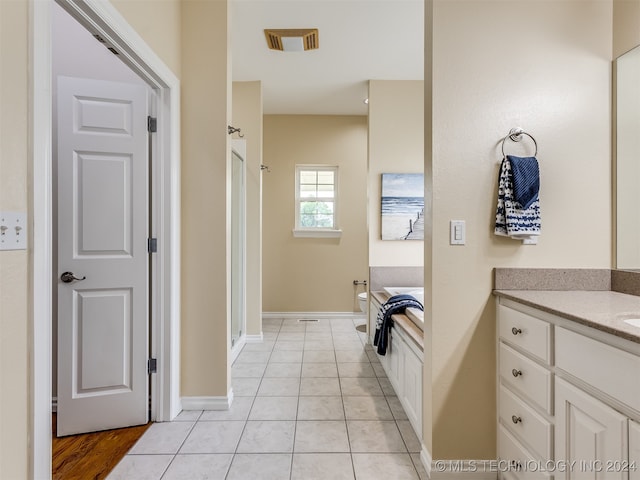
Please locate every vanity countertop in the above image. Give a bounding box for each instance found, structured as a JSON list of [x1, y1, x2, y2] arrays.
[[494, 289, 640, 343]]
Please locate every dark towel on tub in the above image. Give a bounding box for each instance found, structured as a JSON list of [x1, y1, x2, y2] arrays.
[[374, 294, 424, 356]]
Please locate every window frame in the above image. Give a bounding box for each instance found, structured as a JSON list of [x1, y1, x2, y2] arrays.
[[293, 164, 342, 238]]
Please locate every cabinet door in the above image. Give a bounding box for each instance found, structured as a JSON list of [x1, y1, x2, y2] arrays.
[[631, 420, 640, 480], [369, 301, 379, 345], [388, 334, 402, 392], [402, 347, 422, 436], [555, 377, 628, 480]]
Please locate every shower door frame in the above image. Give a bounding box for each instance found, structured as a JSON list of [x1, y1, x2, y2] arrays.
[[230, 139, 247, 362]]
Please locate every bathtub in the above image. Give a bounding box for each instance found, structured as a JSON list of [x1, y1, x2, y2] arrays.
[[383, 286, 424, 305], [383, 286, 424, 329]]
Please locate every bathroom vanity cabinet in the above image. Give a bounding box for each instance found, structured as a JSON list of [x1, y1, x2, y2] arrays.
[[496, 296, 640, 480], [631, 421, 640, 480]]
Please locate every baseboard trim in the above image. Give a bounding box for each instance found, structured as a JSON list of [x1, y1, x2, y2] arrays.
[[421, 446, 432, 478], [263, 311, 366, 320], [245, 333, 264, 343], [429, 459, 497, 479], [181, 390, 234, 411], [231, 336, 246, 364]]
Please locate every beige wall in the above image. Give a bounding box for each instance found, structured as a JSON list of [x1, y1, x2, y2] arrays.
[[232, 81, 263, 336], [107, 0, 236, 400], [0, 1, 29, 478], [180, 0, 232, 397], [111, 0, 181, 77], [262, 115, 368, 312], [427, 0, 613, 459], [613, 0, 640, 59], [368, 80, 425, 268]]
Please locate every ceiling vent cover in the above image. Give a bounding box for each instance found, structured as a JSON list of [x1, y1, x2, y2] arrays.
[[264, 29, 319, 51]]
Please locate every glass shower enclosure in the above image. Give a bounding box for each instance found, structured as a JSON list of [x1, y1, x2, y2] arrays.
[[230, 139, 246, 360]]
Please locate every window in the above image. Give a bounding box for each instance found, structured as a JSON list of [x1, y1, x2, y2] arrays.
[[294, 165, 341, 238]]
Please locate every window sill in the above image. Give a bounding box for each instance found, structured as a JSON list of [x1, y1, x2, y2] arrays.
[[292, 229, 343, 239]]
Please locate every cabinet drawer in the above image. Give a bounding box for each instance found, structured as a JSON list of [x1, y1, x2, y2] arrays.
[[499, 385, 552, 461], [500, 342, 552, 414], [498, 305, 551, 364], [499, 424, 551, 480], [556, 327, 640, 412]]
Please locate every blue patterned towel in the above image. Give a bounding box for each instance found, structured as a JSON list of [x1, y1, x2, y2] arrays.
[[374, 294, 424, 356], [507, 155, 539, 209], [495, 158, 541, 239]]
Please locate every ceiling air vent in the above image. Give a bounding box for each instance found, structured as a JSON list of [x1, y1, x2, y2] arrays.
[[264, 28, 319, 52]]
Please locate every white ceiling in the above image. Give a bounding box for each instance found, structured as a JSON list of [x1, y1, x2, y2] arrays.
[[231, 0, 424, 116]]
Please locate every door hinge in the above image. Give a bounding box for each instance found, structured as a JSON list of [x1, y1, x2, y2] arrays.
[[147, 358, 157, 374], [147, 116, 157, 133], [148, 237, 157, 253]]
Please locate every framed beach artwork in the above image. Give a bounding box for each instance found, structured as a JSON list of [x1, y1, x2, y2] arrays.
[[381, 173, 425, 240]]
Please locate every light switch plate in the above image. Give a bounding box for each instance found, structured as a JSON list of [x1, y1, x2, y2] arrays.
[[450, 220, 465, 245], [0, 212, 27, 251]]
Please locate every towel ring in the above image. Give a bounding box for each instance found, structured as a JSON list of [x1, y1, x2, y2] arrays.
[[501, 127, 538, 158]]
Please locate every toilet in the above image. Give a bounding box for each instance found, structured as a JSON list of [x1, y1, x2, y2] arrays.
[[358, 292, 368, 313]]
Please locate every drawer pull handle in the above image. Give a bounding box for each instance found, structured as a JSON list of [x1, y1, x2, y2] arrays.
[[511, 327, 522, 336], [511, 415, 522, 424], [512, 369, 522, 377]]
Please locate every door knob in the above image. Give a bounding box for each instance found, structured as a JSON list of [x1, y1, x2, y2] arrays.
[[60, 271, 86, 283]]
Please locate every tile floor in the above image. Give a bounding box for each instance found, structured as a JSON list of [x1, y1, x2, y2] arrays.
[[107, 317, 427, 480]]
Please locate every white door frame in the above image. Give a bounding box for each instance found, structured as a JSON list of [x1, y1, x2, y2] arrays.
[[29, 0, 181, 478]]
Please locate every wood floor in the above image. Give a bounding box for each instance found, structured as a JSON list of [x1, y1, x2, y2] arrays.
[[52, 414, 151, 480]]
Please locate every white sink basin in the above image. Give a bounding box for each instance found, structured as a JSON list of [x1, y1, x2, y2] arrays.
[[623, 318, 640, 328]]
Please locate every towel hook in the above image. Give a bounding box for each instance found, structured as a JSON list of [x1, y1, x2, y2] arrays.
[[501, 127, 538, 158], [227, 125, 244, 138]]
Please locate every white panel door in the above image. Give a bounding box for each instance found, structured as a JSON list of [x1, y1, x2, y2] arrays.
[[555, 377, 628, 480], [57, 76, 149, 436]]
